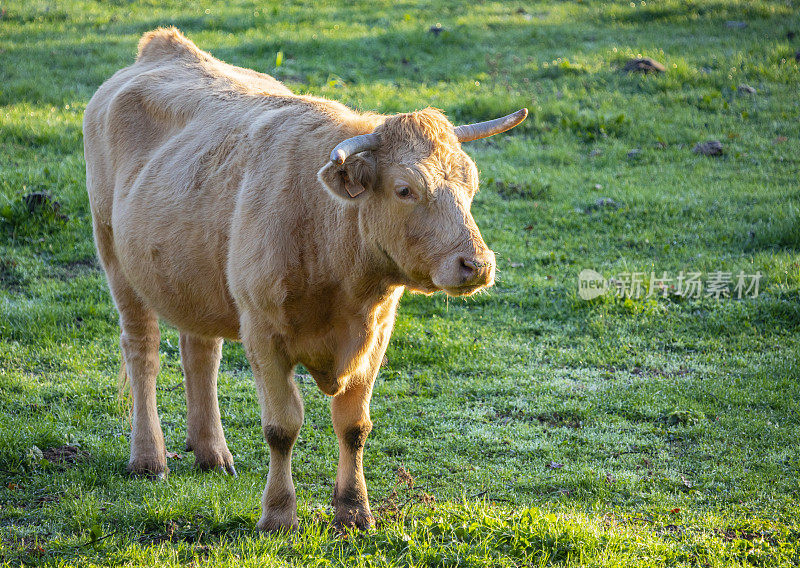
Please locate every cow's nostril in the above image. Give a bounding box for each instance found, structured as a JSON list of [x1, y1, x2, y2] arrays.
[[459, 257, 478, 281]]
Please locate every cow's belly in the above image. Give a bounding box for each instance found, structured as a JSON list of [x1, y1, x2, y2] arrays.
[[123, 253, 240, 339], [112, 183, 241, 340]]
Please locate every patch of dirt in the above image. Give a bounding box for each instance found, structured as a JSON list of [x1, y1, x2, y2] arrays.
[[718, 528, 777, 545], [494, 180, 551, 201], [535, 411, 582, 429], [693, 140, 724, 156], [42, 445, 90, 465], [622, 57, 665, 74], [23, 191, 68, 221], [23, 192, 58, 213]]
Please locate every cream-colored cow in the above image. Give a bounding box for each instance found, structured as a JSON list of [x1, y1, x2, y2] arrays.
[[83, 27, 526, 531]]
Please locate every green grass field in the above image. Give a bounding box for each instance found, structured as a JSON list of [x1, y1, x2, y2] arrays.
[[1, 0, 799, 566]]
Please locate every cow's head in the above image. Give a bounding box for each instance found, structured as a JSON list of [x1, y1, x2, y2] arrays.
[[318, 107, 526, 296]]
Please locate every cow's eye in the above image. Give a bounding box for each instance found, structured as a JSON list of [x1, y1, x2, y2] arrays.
[[395, 186, 413, 199]]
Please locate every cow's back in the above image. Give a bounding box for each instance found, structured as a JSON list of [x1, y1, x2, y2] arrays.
[[84, 27, 292, 223]]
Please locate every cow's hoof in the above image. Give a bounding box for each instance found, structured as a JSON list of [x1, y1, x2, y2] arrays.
[[223, 463, 238, 477], [257, 512, 298, 533], [194, 456, 236, 475], [191, 444, 235, 475], [333, 510, 375, 532], [214, 463, 237, 477], [127, 459, 168, 480], [332, 485, 374, 531]]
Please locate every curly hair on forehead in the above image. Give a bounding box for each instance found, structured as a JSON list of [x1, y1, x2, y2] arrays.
[[376, 107, 460, 160]]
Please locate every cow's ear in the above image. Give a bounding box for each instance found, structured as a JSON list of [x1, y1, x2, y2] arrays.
[[317, 153, 376, 203]]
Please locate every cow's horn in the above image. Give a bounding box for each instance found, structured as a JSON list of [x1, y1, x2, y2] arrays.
[[454, 108, 528, 142], [330, 133, 380, 165]]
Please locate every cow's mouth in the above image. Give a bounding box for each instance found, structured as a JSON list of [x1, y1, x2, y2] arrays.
[[441, 282, 490, 297]]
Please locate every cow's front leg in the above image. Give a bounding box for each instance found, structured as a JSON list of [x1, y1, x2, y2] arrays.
[[331, 379, 375, 530], [242, 315, 304, 532]]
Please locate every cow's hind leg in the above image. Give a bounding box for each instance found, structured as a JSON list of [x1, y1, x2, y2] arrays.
[[241, 314, 304, 532], [180, 333, 235, 475], [331, 379, 375, 530], [122, 316, 166, 477], [94, 225, 167, 478]]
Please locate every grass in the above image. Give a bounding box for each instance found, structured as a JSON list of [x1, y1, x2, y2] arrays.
[[1, 0, 799, 565]]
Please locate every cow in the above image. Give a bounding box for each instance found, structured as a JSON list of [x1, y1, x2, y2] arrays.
[[83, 27, 526, 532]]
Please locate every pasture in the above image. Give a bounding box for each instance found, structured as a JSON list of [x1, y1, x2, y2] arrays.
[[1, 0, 799, 566]]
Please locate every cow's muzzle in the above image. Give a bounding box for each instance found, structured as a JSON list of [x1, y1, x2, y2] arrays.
[[433, 250, 496, 296]]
